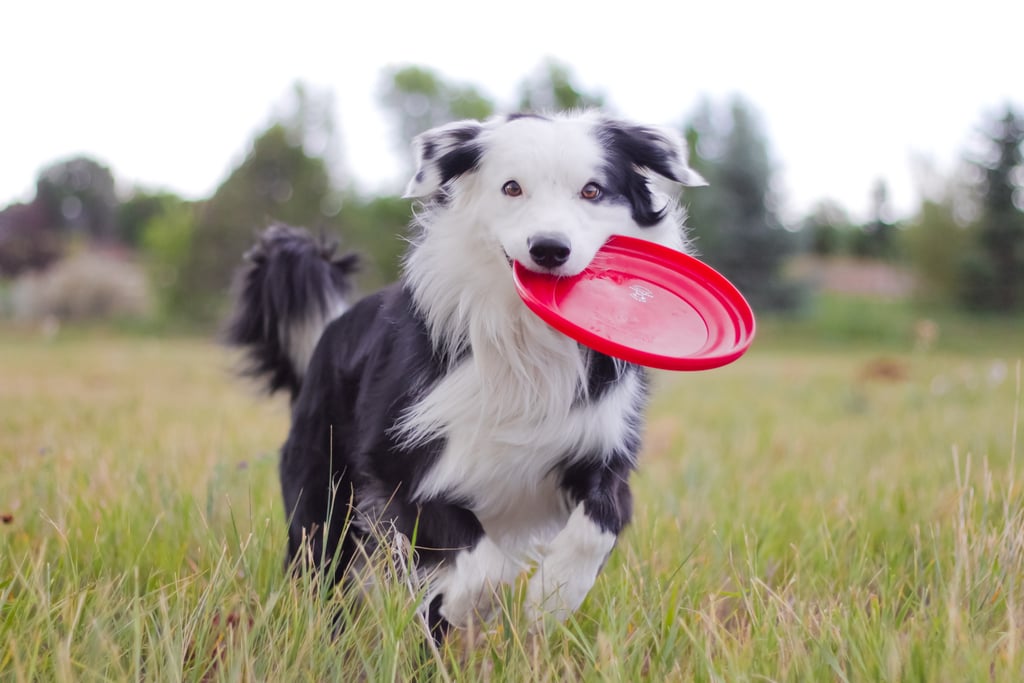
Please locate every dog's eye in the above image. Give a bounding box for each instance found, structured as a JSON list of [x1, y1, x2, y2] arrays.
[[502, 180, 523, 197], [580, 182, 603, 200]]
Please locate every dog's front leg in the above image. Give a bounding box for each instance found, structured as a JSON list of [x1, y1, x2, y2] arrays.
[[429, 535, 521, 629], [526, 460, 633, 624]]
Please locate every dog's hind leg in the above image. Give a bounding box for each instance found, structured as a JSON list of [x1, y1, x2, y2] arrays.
[[279, 377, 361, 584], [280, 438, 359, 584]]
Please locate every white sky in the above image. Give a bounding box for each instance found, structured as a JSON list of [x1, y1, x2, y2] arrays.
[[3, 0, 1022, 222]]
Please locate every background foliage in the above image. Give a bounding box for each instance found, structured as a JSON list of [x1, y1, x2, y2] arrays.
[[0, 62, 1022, 325]]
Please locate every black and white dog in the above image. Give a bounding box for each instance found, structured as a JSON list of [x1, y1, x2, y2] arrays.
[[227, 111, 706, 638]]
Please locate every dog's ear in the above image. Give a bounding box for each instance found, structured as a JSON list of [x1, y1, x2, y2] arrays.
[[403, 120, 486, 198], [598, 120, 707, 188]]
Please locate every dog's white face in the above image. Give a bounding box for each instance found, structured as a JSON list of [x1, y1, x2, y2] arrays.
[[404, 112, 706, 277]]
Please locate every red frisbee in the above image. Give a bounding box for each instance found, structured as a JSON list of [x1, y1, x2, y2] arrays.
[[513, 235, 755, 371]]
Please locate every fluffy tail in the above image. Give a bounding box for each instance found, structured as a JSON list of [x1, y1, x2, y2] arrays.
[[225, 224, 358, 399]]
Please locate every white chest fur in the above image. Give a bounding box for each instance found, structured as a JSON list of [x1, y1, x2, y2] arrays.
[[404, 344, 643, 552]]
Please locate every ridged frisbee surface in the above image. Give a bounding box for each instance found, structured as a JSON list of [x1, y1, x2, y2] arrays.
[[513, 235, 756, 371]]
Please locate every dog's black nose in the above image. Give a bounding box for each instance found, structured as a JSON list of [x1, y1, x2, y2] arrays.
[[528, 234, 571, 269]]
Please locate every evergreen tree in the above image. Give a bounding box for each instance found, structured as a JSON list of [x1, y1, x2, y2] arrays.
[[961, 106, 1024, 311], [802, 200, 853, 257], [684, 97, 802, 311], [853, 179, 898, 259]]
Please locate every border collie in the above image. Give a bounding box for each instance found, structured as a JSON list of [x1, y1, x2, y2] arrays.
[[227, 111, 706, 640]]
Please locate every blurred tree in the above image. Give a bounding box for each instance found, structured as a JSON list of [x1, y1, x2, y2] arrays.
[[276, 82, 346, 187], [337, 194, 412, 291], [960, 105, 1024, 310], [116, 188, 185, 246], [176, 121, 339, 322], [683, 100, 721, 252], [379, 65, 495, 171], [516, 59, 605, 113], [154, 81, 425, 324], [902, 193, 968, 305], [684, 97, 803, 311], [140, 199, 196, 319], [34, 156, 118, 242], [802, 200, 853, 256], [850, 179, 899, 259]]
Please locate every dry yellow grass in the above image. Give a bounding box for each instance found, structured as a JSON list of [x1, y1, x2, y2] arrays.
[[1, 328, 1022, 681]]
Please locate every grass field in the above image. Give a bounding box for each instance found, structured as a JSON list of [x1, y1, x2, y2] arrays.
[[1, 311, 1023, 681]]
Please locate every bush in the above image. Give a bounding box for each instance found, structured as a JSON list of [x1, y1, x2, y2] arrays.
[[0, 203, 63, 277], [8, 250, 152, 322], [139, 202, 196, 320]]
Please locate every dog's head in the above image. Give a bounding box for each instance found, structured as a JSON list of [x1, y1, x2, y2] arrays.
[[404, 112, 706, 276]]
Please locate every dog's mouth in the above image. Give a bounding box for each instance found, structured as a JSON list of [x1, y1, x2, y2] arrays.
[[502, 248, 579, 278]]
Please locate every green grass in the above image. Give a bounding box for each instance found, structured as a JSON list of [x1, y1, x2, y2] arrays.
[[1, 318, 1023, 681], [759, 292, 1024, 354]]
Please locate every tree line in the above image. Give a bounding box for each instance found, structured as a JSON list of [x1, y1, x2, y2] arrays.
[[0, 61, 1021, 326]]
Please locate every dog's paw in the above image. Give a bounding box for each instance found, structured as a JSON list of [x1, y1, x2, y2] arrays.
[[524, 505, 618, 626], [429, 537, 520, 628], [436, 581, 501, 628], [524, 553, 597, 625]]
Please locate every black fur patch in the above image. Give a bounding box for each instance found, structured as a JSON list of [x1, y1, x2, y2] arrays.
[[427, 594, 453, 644], [579, 351, 644, 403], [437, 142, 484, 187], [448, 125, 482, 144], [596, 121, 682, 227], [559, 452, 636, 535], [417, 124, 485, 189], [421, 139, 437, 161]]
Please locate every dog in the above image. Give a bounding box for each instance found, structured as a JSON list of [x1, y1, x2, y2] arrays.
[[227, 111, 706, 640]]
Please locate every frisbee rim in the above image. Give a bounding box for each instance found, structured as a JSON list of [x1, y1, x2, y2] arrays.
[[512, 235, 756, 371]]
